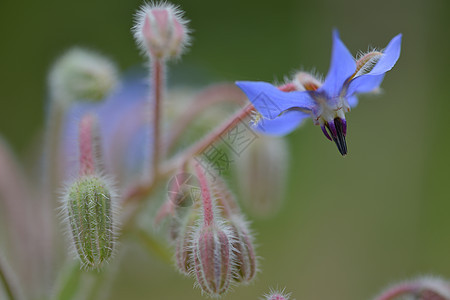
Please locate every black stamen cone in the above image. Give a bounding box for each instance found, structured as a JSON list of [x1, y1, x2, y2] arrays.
[[329, 118, 347, 156]]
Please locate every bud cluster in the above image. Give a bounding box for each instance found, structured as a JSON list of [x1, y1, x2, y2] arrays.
[[156, 162, 257, 297]]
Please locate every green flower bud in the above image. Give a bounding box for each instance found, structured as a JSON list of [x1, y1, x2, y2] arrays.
[[64, 175, 116, 269]]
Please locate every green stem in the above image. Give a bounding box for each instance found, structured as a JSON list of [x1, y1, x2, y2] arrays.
[[135, 228, 173, 265], [51, 262, 82, 300], [0, 255, 19, 300]]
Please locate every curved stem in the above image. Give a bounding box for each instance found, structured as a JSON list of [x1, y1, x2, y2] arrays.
[[163, 104, 254, 174], [121, 104, 254, 232], [165, 83, 246, 152]]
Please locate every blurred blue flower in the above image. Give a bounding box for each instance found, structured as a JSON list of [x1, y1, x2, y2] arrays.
[[236, 30, 402, 155]]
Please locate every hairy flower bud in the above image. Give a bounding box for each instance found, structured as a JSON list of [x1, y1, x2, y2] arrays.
[[174, 211, 198, 275], [48, 48, 118, 106], [264, 289, 292, 300], [235, 135, 288, 217], [208, 174, 258, 284], [192, 223, 234, 297], [188, 162, 235, 297], [62, 113, 118, 269], [133, 3, 190, 60], [354, 51, 384, 78], [293, 71, 322, 91], [373, 276, 450, 300], [228, 215, 257, 284], [64, 175, 116, 269]]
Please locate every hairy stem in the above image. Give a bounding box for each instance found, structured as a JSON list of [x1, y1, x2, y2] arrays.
[[163, 104, 254, 173], [78, 114, 97, 176], [121, 104, 254, 234], [194, 163, 214, 226], [165, 83, 246, 153], [151, 59, 165, 179]]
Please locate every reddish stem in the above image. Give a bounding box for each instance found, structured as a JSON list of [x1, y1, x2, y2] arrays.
[[79, 114, 96, 176], [194, 163, 214, 227], [151, 59, 165, 178], [165, 83, 246, 152], [164, 104, 254, 172]]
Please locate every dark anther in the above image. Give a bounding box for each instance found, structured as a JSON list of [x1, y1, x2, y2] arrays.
[[324, 118, 347, 156]]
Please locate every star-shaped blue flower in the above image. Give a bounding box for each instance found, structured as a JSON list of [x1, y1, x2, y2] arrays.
[[236, 30, 402, 155]]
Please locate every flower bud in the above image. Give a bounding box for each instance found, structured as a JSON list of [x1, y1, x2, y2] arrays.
[[192, 223, 234, 297], [354, 51, 383, 78], [64, 175, 116, 269], [208, 174, 258, 284], [228, 215, 257, 284], [133, 3, 190, 60], [48, 48, 118, 106], [235, 135, 288, 217], [293, 71, 322, 91], [63, 113, 118, 269], [263, 288, 292, 300], [174, 210, 199, 275], [373, 276, 450, 300]]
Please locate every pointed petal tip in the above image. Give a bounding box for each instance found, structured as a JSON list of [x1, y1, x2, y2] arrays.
[[332, 28, 340, 37], [394, 33, 403, 41]]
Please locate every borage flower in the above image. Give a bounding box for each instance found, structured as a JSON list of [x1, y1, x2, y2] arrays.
[[236, 30, 402, 155]]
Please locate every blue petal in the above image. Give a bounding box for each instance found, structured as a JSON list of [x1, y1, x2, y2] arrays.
[[235, 81, 315, 119], [368, 34, 402, 75], [347, 95, 359, 108], [346, 73, 385, 96], [253, 110, 309, 136], [320, 29, 356, 98], [346, 34, 401, 96]]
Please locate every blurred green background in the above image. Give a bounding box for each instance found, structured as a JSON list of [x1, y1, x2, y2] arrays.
[[1, 0, 449, 299]]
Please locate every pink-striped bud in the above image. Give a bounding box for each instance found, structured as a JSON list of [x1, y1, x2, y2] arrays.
[[209, 175, 258, 284], [192, 223, 234, 297], [133, 3, 190, 60], [174, 211, 198, 275], [373, 276, 450, 300], [189, 162, 235, 297], [228, 215, 257, 284]]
